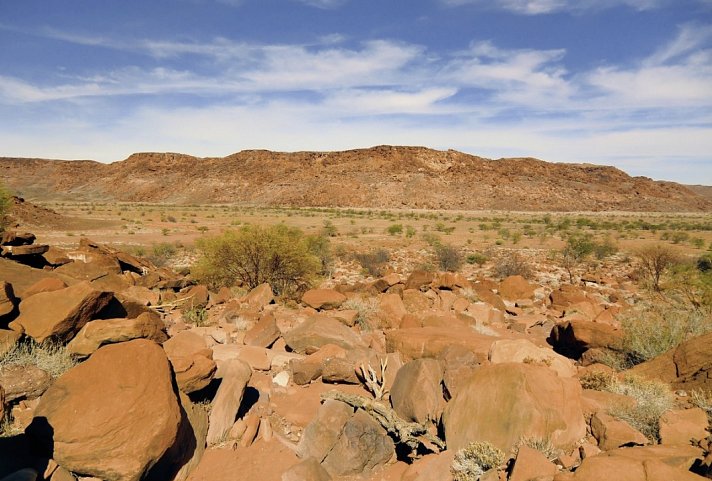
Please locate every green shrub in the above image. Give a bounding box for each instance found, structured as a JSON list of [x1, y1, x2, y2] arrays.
[[0, 182, 11, 232], [435, 243, 463, 272], [148, 242, 177, 267], [386, 223, 403, 236], [405, 225, 417, 238], [353, 249, 390, 277], [193, 224, 320, 297], [451, 441, 505, 481], [183, 306, 208, 326], [466, 252, 489, 266]]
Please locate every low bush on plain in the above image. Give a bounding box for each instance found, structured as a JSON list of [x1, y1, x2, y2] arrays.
[[493, 253, 533, 279], [192, 224, 323, 298], [353, 249, 390, 277]]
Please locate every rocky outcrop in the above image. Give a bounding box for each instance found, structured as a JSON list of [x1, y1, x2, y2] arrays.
[[27, 339, 181, 481]]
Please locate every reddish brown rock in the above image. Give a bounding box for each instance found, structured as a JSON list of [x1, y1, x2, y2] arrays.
[[659, 408, 709, 445], [510, 446, 558, 481], [243, 312, 280, 348], [443, 363, 586, 452], [206, 359, 252, 445], [404, 270, 435, 291], [0, 365, 51, 401], [66, 312, 167, 357], [162, 331, 217, 394], [498, 275, 536, 302], [183, 284, 210, 309], [378, 293, 407, 328], [240, 283, 274, 310], [302, 289, 347, 310], [284, 317, 366, 354], [282, 457, 332, 481], [591, 412, 649, 450], [22, 278, 67, 299], [27, 340, 181, 481], [488, 338, 577, 377], [320, 409, 395, 477], [0, 281, 17, 322], [10, 281, 113, 343], [385, 327, 496, 362], [549, 320, 623, 359], [0, 329, 20, 357], [390, 358, 444, 424], [629, 331, 712, 390]]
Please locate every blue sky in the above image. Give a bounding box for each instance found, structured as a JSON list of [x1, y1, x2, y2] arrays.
[[1, 0, 711, 184]]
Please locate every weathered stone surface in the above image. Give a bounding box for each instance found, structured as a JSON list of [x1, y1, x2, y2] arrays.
[[443, 363, 586, 452], [510, 446, 557, 481], [378, 293, 407, 328], [321, 409, 395, 477], [0, 365, 51, 401], [629, 331, 712, 391], [284, 317, 366, 354], [499, 275, 536, 301], [302, 289, 347, 310], [0, 281, 17, 322], [66, 312, 167, 357], [22, 278, 67, 299], [488, 339, 577, 377], [297, 399, 353, 461], [591, 412, 649, 450], [11, 281, 113, 343], [240, 283, 274, 310], [390, 358, 444, 424], [163, 331, 217, 394], [404, 270, 435, 291], [401, 451, 455, 481], [184, 285, 210, 309], [282, 457, 332, 481], [386, 327, 496, 362], [549, 320, 623, 359], [119, 285, 160, 306], [659, 408, 709, 445], [27, 340, 181, 481], [1, 231, 36, 246], [563, 445, 707, 481], [243, 312, 280, 348], [0, 329, 20, 358], [3, 245, 49, 256], [206, 359, 252, 445], [550, 285, 589, 309]]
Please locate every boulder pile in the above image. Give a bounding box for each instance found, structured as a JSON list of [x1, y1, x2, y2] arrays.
[[0, 232, 709, 481]]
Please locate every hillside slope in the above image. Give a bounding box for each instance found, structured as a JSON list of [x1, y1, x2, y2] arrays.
[[1, 146, 709, 211]]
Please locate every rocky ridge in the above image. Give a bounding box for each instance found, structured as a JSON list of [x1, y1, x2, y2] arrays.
[[1, 146, 709, 211]]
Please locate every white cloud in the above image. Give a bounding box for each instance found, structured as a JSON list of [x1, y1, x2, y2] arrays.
[[291, 0, 349, 8], [441, 0, 670, 14]]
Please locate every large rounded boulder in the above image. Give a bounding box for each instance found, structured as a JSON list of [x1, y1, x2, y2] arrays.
[[27, 339, 181, 481], [443, 363, 586, 452]]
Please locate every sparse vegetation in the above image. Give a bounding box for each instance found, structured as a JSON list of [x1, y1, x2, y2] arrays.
[[606, 375, 674, 442], [0, 181, 11, 231], [451, 441, 505, 481], [434, 243, 463, 272], [353, 249, 390, 277], [515, 436, 560, 461], [637, 244, 679, 291], [0, 339, 77, 379], [493, 252, 533, 279], [193, 224, 321, 297], [342, 296, 379, 330]]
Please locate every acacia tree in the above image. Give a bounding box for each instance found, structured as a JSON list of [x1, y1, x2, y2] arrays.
[[192, 224, 322, 297], [637, 244, 679, 291], [560, 233, 595, 284]]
